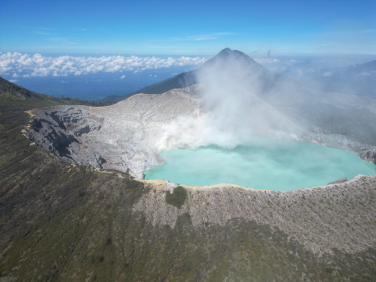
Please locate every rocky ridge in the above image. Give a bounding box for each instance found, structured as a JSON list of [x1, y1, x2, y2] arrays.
[[135, 175, 376, 255], [27, 86, 202, 178], [27, 84, 376, 179]]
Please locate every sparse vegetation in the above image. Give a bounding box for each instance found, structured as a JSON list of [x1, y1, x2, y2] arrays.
[[0, 76, 375, 281], [165, 186, 188, 208]]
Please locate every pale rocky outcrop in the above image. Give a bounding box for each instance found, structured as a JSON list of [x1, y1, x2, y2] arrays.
[[27, 86, 201, 178]]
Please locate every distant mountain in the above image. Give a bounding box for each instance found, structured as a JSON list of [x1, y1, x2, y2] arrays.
[[101, 50, 376, 146], [102, 48, 281, 102], [196, 48, 281, 95], [287, 60, 376, 97], [348, 60, 376, 74], [0, 76, 115, 108], [103, 69, 198, 102], [125, 70, 197, 98], [0, 76, 44, 100]]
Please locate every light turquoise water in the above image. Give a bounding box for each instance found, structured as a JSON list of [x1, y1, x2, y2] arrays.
[[145, 139, 376, 191]]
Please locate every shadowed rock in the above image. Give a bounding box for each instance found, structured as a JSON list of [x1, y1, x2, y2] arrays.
[[328, 177, 348, 185]]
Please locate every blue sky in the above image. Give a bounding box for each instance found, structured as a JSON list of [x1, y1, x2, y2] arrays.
[[1, 0, 375, 56]]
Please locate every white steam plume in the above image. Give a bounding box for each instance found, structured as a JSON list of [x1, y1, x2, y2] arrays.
[[161, 49, 302, 150]]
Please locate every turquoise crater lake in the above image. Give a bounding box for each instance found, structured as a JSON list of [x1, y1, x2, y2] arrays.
[[145, 139, 376, 191]]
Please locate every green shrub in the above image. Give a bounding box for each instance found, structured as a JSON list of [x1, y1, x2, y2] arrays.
[[165, 186, 187, 209]]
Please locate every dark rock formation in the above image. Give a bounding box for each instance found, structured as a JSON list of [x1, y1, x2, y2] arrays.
[[359, 148, 376, 164], [27, 107, 106, 168], [328, 177, 348, 185]]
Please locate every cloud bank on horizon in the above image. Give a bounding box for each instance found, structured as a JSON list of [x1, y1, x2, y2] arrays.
[[0, 52, 207, 78], [0, 50, 309, 81]]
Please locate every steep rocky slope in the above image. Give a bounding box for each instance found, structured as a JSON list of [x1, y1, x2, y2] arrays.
[[26, 86, 201, 178], [137, 176, 376, 255], [1, 107, 376, 281], [26, 83, 376, 180]]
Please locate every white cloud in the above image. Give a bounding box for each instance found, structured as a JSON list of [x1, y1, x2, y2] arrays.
[[254, 58, 299, 73], [10, 79, 17, 83], [254, 58, 281, 64], [0, 52, 207, 77], [61, 80, 68, 83], [48, 37, 75, 44], [357, 71, 376, 77], [120, 75, 126, 79], [171, 32, 234, 41], [187, 35, 217, 41]]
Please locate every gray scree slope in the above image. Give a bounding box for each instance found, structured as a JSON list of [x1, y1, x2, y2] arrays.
[[137, 174, 376, 255]]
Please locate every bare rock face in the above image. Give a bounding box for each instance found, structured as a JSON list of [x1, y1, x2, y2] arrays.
[[359, 148, 376, 164], [27, 107, 106, 168], [27, 86, 202, 178], [328, 177, 348, 185]]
